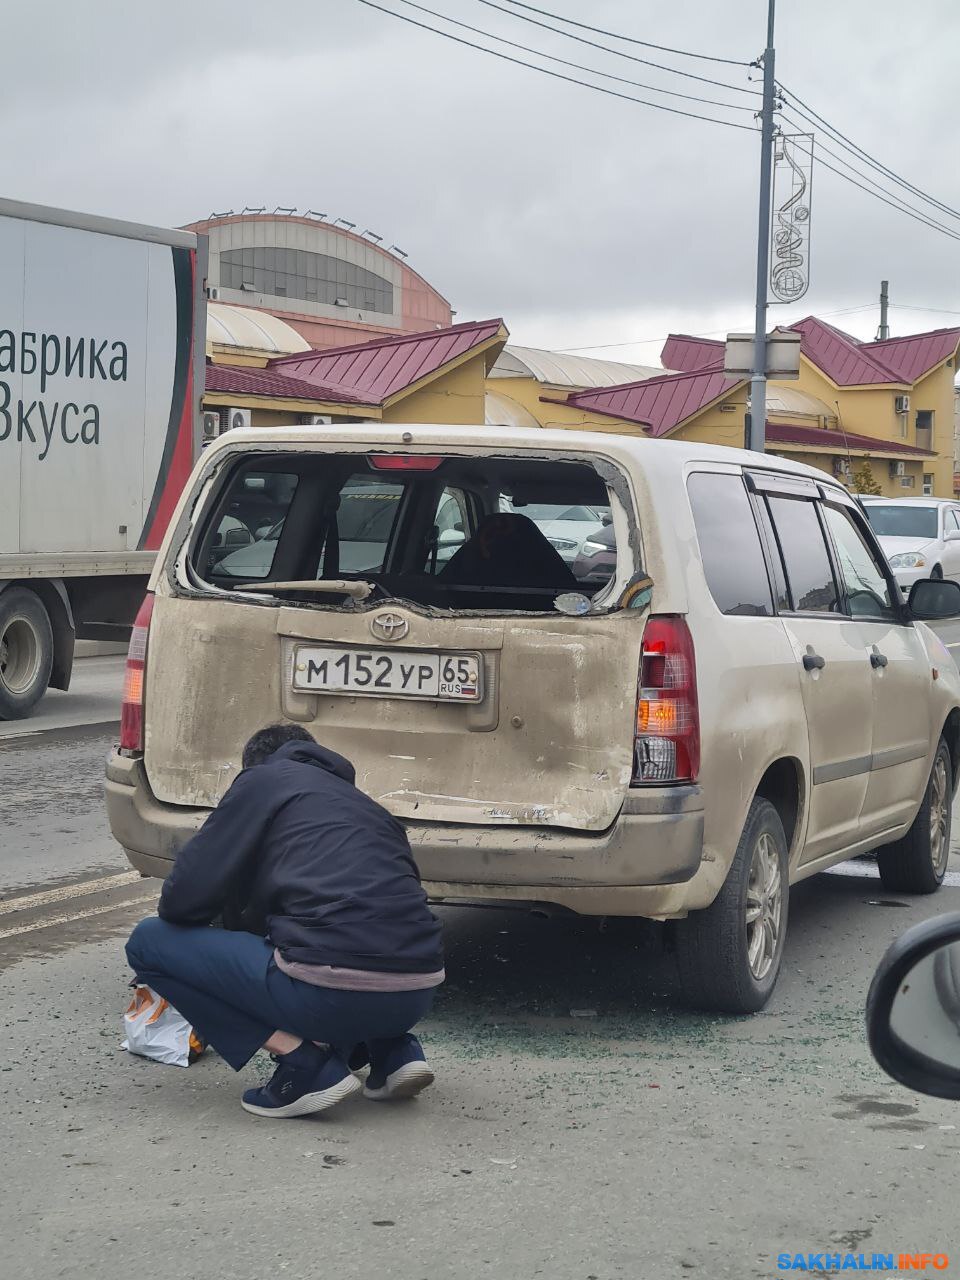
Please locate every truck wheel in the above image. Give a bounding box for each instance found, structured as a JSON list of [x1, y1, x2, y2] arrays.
[[877, 739, 951, 895], [675, 798, 789, 1014], [0, 587, 54, 720]]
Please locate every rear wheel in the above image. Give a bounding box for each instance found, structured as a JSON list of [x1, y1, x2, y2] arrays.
[[877, 738, 951, 895], [675, 798, 789, 1014], [0, 587, 54, 720]]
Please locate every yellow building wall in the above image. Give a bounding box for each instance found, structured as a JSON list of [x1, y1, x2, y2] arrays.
[[384, 355, 489, 426], [911, 366, 955, 497], [487, 376, 556, 423], [770, 357, 953, 497]]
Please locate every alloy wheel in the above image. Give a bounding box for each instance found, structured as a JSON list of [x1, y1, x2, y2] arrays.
[[745, 831, 783, 981], [930, 753, 950, 878]]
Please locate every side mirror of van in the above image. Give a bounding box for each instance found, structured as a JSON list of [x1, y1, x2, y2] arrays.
[[908, 578, 960, 619], [437, 529, 466, 548], [867, 914, 960, 1099]]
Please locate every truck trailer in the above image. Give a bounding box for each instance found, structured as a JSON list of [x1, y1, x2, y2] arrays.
[[0, 197, 206, 718]]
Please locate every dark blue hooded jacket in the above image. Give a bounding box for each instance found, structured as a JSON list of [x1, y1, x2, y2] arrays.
[[158, 741, 443, 974]]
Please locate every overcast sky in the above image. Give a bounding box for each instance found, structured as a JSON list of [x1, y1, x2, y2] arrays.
[[4, 0, 959, 363]]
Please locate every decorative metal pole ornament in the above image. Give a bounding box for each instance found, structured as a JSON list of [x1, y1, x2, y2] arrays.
[[770, 133, 814, 303]]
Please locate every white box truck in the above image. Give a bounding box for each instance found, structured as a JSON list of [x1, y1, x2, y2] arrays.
[[0, 197, 206, 718]]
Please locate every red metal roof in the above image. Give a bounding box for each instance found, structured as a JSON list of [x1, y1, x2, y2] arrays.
[[864, 328, 960, 383], [767, 422, 934, 457], [662, 320, 960, 387], [270, 318, 506, 402], [786, 317, 899, 385], [561, 367, 742, 436], [205, 363, 371, 405], [660, 334, 724, 373]]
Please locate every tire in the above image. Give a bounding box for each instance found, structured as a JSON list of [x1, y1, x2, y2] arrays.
[[675, 798, 789, 1014], [877, 738, 952, 895], [0, 587, 54, 720]]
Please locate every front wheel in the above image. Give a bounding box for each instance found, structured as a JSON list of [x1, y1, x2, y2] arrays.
[[877, 738, 952, 895], [0, 587, 54, 720], [675, 798, 789, 1014]]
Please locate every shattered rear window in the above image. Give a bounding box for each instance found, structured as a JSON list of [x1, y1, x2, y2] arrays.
[[191, 452, 625, 613]]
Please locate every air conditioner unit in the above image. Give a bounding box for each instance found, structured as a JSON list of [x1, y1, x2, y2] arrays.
[[202, 410, 222, 441], [227, 407, 252, 431], [890, 460, 907, 478], [832, 457, 851, 478], [895, 394, 911, 415], [301, 414, 333, 426], [207, 286, 220, 301]]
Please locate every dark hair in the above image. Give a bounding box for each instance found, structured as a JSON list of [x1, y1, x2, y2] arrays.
[[242, 723, 316, 769]]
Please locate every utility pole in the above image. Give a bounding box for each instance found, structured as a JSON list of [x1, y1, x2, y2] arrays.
[[877, 279, 890, 340], [748, 0, 778, 453]]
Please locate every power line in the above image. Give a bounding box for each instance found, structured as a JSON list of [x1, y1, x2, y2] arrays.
[[500, 0, 752, 67], [775, 117, 960, 244], [812, 152, 960, 242], [474, 0, 760, 96], [392, 0, 756, 111], [779, 84, 960, 223], [778, 110, 960, 241], [354, 0, 758, 131], [891, 304, 960, 319], [554, 305, 878, 354]]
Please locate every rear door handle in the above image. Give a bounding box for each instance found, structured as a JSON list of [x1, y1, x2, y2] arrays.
[[870, 649, 888, 669], [802, 652, 826, 671]]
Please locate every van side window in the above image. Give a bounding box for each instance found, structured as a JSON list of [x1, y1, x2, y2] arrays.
[[821, 504, 896, 620], [206, 471, 299, 578], [425, 487, 472, 575], [686, 472, 774, 616], [766, 496, 840, 614], [331, 476, 406, 575]]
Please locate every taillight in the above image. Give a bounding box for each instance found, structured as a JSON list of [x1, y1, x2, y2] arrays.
[[632, 615, 700, 785], [120, 594, 154, 752]]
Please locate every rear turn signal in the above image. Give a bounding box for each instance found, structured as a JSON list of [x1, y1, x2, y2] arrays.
[[120, 594, 154, 753], [632, 615, 700, 785]]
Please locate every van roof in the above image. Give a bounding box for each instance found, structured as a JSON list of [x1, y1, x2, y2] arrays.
[[207, 422, 843, 490]]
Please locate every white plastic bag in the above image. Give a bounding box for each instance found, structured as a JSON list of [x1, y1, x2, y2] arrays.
[[122, 985, 205, 1068]]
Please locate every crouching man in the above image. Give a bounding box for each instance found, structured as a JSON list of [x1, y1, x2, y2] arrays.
[[125, 724, 443, 1119]]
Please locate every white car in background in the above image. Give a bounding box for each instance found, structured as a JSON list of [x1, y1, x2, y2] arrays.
[[502, 501, 610, 565], [862, 497, 960, 590]]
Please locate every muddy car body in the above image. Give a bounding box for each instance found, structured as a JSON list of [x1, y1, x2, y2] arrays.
[[106, 424, 960, 1011]]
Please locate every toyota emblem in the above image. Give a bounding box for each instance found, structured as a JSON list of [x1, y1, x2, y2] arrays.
[[370, 611, 409, 642]]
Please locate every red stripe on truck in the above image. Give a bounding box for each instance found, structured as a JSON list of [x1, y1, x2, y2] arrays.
[[139, 247, 198, 551]]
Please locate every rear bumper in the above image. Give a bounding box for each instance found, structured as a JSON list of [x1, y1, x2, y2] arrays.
[[106, 751, 704, 917]]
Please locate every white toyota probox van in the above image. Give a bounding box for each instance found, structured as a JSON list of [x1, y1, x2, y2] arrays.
[[106, 425, 960, 1013]]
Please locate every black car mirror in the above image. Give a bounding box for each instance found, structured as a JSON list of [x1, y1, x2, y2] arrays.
[[908, 578, 960, 619], [866, 913, 960, 1099], [601, 512, 613, 527]]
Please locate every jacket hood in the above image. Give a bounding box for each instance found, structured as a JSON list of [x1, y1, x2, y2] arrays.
[[271, 740, 356, 784]]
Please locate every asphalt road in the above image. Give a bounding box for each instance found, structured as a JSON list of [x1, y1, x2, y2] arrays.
[[4, 659, 960, 1278]]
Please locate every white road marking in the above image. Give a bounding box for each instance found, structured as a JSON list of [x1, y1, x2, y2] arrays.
[[826, 861, 960, 888], [0, 891, 156, 940], [0, 870, 143, 916]]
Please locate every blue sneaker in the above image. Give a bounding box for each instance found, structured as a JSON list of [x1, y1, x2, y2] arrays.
[[363, 1034, 434, 1101], [241, 1043, 361, 1118]]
